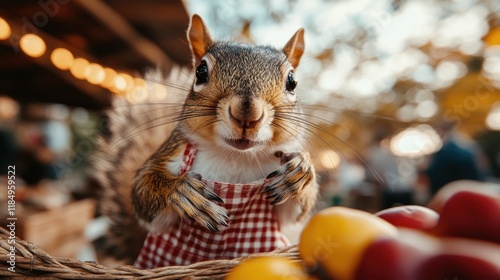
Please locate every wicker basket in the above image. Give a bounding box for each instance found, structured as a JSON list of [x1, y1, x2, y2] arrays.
[[0, 226, 300, 279]]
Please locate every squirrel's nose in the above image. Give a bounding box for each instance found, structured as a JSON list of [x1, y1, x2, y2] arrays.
[[229, 105, 264, 129]]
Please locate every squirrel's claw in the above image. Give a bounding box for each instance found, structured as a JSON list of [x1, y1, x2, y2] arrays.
[[187, 172, 224, 204], [171, 173, 229, 231], [274, 151, 301, 165], [264, 151, 313, 205]]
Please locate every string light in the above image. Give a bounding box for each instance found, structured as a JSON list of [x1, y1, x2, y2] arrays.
[[51, 48, 74, 70], [121, 73, 134, 90], [70, 57, 90, 80], [134, 77, 147, 89], [85, 63, 105, 84], [20, 34, 46, 58], [109, 85, 123, 95], [0, 17, 11, 40], [114, 74, 127, 92], [1, 17, 145, 97], [133, 77, 148, 101], [115, 73, 134, 92], [100, 67, 117, 89]]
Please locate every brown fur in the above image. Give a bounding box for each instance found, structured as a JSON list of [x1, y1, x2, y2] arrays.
[[91, 69, 189, 261]]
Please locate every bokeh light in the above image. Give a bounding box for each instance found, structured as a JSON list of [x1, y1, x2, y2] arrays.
[[0, 17, 11, 40], [114, 74, 128, 92], [319, 149, 341, 170], [486, 103, 500, 131], [0, 96, 19, 120], [51, 48, 74, 70], [100, 67, 118, 89], [85, 63, 105, 85], [20, 34, 46, 58], [390, 125, 442, 157], [70, 58, 90, 80]]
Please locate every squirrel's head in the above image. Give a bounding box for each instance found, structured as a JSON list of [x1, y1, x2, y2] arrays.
[[183, 14, 305, 154]]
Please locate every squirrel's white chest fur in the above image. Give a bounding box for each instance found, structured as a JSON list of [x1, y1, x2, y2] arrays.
[[194, 150, 278, 183], [168, 145, 276, 183], [167, 140, 302, 183]]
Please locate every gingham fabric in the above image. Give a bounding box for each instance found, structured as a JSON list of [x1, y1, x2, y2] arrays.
[[134, 142, 291, 268]]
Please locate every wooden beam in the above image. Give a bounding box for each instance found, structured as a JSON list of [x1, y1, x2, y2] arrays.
[[75, 0, 172, 70]]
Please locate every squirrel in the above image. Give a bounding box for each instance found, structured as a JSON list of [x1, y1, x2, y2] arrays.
[[92, 14, 318, 267]]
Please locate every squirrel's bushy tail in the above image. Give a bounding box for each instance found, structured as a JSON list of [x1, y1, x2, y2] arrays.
[[91, 67, 191, 262]]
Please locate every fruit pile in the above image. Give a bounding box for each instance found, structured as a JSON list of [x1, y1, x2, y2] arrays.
[[225, 181, 500, 280]]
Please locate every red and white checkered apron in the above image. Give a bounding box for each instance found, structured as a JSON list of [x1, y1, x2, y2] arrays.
[[134, 142, 291, 268]]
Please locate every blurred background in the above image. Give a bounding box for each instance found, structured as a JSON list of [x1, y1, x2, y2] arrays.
[[0, 0, 499, 265]]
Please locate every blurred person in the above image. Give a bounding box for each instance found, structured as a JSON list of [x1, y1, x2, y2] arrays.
[[476, 130, 500, 181], [0, 128, 18, 174], [365, 128, 416, 209], [17, 133, 57, 186], [425, 120, 485, 196]]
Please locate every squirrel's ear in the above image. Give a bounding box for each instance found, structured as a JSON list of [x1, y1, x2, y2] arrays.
[[188, 14, 214, 65], [283, 28, 305, 68]]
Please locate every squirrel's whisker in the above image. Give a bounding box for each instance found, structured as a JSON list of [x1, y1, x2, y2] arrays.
[[274, 113, 383, 182], [105, 111, 217, 153]]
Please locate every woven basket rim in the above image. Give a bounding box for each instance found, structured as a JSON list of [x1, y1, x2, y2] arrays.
[[0, 226, 300, 279]]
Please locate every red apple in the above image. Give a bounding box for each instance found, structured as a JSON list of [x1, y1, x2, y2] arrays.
[[432, 189, 500, 243], [375, 205, 439, 231], [428, 180, 500, 213], [356, 229, 500, 280], [418, 255, 500, 280], [355, 229, 440, 280], [417, 237, 500, 279]]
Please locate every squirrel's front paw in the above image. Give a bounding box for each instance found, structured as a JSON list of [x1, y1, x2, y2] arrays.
[[264, 151, 314, 205], [171, 172, 229, 231]]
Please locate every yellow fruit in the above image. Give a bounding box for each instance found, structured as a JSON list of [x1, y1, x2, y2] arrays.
[[225, 256, 309, 280], [299, 206, 398, 280]]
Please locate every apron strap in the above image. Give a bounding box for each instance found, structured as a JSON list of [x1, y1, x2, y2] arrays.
[[179, 142, 198, 175]]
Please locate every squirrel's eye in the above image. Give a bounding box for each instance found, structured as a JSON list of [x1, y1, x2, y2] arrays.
[[286, 71, 297, 92], [195, 60, 209, 84]]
